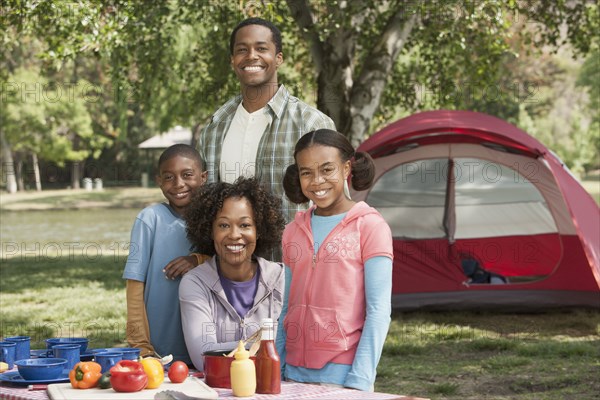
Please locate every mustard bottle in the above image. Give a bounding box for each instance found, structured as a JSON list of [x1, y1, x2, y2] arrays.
[[230, 340, 256, 397]]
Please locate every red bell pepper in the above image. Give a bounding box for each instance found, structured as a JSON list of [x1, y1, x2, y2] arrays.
[[109, 360, 148, 392]]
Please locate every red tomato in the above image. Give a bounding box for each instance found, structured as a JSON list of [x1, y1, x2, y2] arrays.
[[168, 361, 189, 383]]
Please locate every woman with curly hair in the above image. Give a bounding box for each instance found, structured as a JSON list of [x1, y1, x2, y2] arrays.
[[179, 176, 286, 371]]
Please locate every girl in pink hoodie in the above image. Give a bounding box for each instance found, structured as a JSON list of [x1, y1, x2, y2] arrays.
[[276, 129, 393, 391]]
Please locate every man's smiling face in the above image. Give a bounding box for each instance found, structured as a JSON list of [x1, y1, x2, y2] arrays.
[[230, 24, 282, 89]]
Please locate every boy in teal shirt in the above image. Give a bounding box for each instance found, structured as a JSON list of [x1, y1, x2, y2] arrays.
[[123, 144, 207, 363]]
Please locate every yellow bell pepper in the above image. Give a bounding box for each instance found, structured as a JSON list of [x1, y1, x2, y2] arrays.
[[0, 362, 9, 373], [140, 358, 164, 389]]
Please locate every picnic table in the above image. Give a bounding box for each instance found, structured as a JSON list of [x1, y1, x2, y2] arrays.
[[1, 378, 428, 400]]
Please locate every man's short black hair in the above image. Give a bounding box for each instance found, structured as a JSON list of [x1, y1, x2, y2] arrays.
[[229, 17, 283, 55], [158, 144, 206, 171]]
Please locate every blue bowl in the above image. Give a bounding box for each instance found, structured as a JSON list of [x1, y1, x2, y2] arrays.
[[112, 347, 140, 360], [16, 358, 67, 380], [91, 348, 122, 354], [91, 347, 140, 360], [45, 338, 89, 353]]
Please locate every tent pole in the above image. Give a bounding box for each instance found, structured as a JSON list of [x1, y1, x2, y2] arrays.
[[443, 158, 456, 245]]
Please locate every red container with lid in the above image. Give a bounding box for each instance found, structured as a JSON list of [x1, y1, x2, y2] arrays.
[[203, 351, 256, 389]]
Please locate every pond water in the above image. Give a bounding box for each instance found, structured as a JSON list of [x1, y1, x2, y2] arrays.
[[0, 208, 141, 259]]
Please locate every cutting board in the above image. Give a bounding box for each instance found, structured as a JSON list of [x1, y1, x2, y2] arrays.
[[47, 377, 218, 399]]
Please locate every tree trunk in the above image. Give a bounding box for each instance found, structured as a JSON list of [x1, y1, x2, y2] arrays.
[[347, 12, 418, 146], [316, 29, 354, 134], [32, 152, 42, 191], [288, 1, 418, 145], [191, 121, 202, 150], [15, 156, 25, 192], [288, 0, 354, 134], [72, 162, 81, 189], [0, 130, 17, 193]]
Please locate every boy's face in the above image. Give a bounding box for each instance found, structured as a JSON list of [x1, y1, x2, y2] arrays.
[[156, 155, 207, 214]]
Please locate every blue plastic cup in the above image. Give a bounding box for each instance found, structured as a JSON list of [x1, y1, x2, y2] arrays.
[[94, 351, 123, 373], [53, 344, 80, 370], [4, 336, 30, 361], [0, 341, 16, 369]]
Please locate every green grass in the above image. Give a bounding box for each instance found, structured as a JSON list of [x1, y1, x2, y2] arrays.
[[2, 255, 598, 399], [376, 310, 600, 399], [0, 256, 128, 349], [431, 382, 460, 396]]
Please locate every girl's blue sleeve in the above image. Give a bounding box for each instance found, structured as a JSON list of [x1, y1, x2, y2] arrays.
[[344, 256, 392, 391], [275, 265, 292, 377]]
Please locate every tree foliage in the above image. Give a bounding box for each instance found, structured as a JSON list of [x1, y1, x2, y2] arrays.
[[576, 48, 600, 171], [1, 0, 598, 191]]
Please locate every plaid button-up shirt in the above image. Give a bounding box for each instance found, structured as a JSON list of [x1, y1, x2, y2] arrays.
[[198, 85, 336, 224]]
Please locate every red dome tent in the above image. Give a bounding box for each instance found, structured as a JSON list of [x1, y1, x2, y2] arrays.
[[352, 110, 600, 309]]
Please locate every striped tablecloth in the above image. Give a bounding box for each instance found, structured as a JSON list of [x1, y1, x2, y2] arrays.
[[1, 379, 426, 400], [0, 385, 48, 400], [212, 382, 420, 399]]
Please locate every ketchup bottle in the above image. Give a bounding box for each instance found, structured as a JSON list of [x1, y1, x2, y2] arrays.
[[255, 318, 281, 394]]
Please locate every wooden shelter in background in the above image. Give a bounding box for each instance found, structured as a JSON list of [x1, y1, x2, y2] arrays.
[[137, 126, 192, 187]]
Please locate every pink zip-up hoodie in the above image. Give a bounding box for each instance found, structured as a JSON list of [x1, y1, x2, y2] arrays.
[[282, 201, 393, 369]]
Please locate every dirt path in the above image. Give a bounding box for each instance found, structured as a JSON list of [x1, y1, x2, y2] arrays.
[[0, 187, 164, 211]]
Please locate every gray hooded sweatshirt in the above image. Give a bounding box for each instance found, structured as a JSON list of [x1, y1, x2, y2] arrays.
[[179, 256, 284, 371]]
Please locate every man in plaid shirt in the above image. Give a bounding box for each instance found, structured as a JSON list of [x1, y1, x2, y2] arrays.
[[198, 18, 335, 241]]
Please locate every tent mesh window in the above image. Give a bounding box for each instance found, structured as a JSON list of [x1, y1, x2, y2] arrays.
[[367, 157, 560, 282]]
